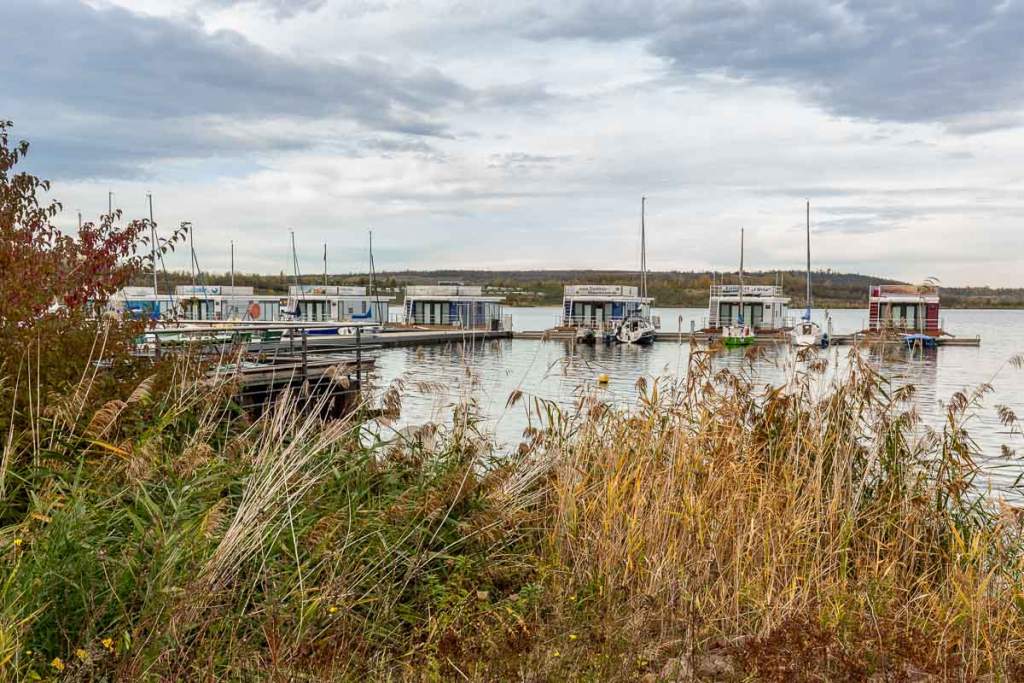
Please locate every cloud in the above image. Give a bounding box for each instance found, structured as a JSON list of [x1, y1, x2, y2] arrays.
[[201, 0, 327, 20], [4, 0, 470, 178], [524, 1, 1024, 130]]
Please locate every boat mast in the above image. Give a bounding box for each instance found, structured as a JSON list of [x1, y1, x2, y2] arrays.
[[370, 229, 383, 323], [230, 240, 235, 290], [189, 223, 196, 290], [738, 228, 745, 327], [147, 193, 158, 294], [323, 243, 328, 287], [368, 229, 375, 295], [290, 230, 306, 312], [805, 200, 812, 320], [640, 196, 647, 300]]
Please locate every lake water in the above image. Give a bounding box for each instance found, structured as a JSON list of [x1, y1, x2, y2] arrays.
[[370, 307, 1024, 495]]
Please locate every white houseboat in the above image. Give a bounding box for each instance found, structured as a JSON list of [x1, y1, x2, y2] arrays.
[[867, 283, 941, 335], [286, 285, 391, 325], [707, 284, 791, 332], [108, 287, 180, 320], [174, 285, 284, 322], [403, 285, 505, 329], [560, 285, 655, 331]]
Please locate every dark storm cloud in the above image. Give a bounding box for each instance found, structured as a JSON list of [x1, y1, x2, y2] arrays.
[[525, 1, 1024, 129], [4, 0, 470, 178]]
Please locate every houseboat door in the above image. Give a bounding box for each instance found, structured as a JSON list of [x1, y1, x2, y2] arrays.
[[744, 303, 764, 329]]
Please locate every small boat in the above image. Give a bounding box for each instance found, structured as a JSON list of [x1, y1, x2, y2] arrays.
[[721, 229, 757, 347], [790, 201, 825, 347], [616, 196, 658, 345], [903, 333, 937, 349], [615, 316, 656, 345], [575, 326, 597, 345], [721, 322, 755, 347]]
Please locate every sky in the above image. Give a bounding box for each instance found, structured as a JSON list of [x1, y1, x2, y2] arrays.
[[6, 0, 1024, 285]]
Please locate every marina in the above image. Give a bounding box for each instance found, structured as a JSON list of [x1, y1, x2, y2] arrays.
[[371, 305, 1019, 490]]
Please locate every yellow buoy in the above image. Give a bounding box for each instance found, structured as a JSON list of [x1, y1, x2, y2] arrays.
[[597, 373, 610, 384]]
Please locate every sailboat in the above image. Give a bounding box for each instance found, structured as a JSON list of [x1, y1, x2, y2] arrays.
[[790, 201, 825, 347], [351, 230, 381, 327], [615, 196, 656, 345], [721, 229, 756, 347]]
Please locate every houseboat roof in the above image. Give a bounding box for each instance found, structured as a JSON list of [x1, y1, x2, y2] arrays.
[[870, 284, 939, 304], [288, 284, 394, 300], [176, 285, 255, 297], [405, 285, 503, 302], [563, 284, 653, 303], [710, 284, 790, 302]]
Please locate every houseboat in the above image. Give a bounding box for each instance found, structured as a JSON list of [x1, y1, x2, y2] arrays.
[[175, 285, 284, 322], [108, 287, 180, 320], [285, 285, 391, 325], [403, 285, 505, 329], [867, 283, 940, 335], [560, 285, 655, 332], [707, 284, 791, 332]]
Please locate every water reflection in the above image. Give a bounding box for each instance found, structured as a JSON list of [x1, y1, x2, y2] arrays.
[[370, 307, 1024, 494]]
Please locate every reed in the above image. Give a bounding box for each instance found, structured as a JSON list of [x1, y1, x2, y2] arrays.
[[0, 344, 1021, 680]]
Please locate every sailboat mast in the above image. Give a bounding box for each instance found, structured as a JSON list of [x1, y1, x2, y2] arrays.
[[230, 240, 235, 290], [640, 196, 647, 299], [738, 228, 745, 325], [805, 200, 812, 319], [147, 193, 158, 294], [368, 230, 375, 295], [189, 223, 196, 290], [323, 243, 328, 287]]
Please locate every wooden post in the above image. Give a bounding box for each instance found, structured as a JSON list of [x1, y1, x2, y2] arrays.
[[301, 327, 308, 380], [355, 326, 362, 390]]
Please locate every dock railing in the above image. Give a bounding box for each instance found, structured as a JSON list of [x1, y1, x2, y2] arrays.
[[138, 320, 378, 415]]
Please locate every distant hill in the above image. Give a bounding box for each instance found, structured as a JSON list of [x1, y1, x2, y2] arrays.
[[133, 269, 1024, 309]]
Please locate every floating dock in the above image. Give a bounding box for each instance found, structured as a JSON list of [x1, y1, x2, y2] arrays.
[[512, 329, 980, 347]]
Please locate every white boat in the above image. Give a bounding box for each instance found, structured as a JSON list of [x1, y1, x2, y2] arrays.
[[790, 201, 825, 347], [615, 316, 656, 345], [791, 320, 822, 347], [575, 326, 597, 344], [616, 196, 657, 345]]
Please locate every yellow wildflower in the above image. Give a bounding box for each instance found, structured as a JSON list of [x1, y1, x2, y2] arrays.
[[75, 648, 89, 662], [51, 658, 64, 671], [13, 538, 22, 548], [569, 634, 577, 641], [101, 638, 114, 652], [327, 606, 338, 614], [552, 650, 561, 658]]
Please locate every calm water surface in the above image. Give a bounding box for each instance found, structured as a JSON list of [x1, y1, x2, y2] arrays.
[[370, 307, 1024, 494]]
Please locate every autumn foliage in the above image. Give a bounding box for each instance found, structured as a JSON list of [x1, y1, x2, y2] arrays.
[[0, 121, 173, 439]]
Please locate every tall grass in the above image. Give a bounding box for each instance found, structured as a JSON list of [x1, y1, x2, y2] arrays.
[[0, 343, 1021, 680], [531, 348, 1024, 679]]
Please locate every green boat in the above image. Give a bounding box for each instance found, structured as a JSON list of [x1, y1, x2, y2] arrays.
[[722, 329, 755, 346], [721, 228, 756, 347]]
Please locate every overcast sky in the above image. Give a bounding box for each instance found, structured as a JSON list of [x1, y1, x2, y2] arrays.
[[8, 0, 1024, 284]]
